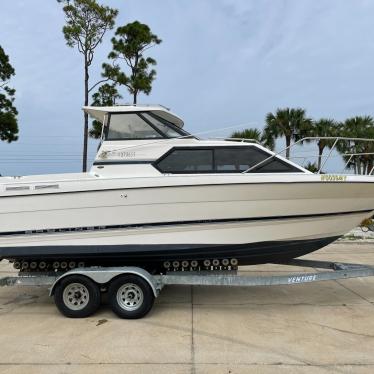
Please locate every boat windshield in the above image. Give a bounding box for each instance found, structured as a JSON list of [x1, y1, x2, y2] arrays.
[[106, 112, 189, 140]]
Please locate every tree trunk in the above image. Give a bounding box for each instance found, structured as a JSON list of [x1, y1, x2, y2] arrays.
[[317, 144, 324, 171], [356, 160, 361, 175], [132, 54, 139, 105], [285, 136, 291, 159], [368, 159, 373, 175], [82, 55, 89, 172]]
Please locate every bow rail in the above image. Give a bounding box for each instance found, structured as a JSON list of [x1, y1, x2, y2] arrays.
[[242, 136, 374, 175]]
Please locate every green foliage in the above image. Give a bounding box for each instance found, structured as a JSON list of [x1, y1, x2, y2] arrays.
[[311, 118, 338, 171], [263, 108, 312, 158], [103, 21, 162, 104], [304, 162, 319, 173], [231, 128, 262, 141], [230, 128, 274, 150], [58, 0, 118, 171], [337, 116, 374, 174], [0, 45, 18, 143], [89, 121, 103, 139], [58, 0, 118, 64], [89, 83, 122, 138]]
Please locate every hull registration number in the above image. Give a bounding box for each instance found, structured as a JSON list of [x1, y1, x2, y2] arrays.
[[320, 174, 347, 182]]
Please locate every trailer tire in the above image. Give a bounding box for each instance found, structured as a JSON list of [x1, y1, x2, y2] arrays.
[[108, 275, 154, 319], [54, 275, 101, 318]]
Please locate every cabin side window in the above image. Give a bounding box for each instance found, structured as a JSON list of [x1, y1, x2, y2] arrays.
[[155, 149, 214, 173], [214, 147, 301, 173], [215, 148, 263, 172], [155, 147, 302, 173]]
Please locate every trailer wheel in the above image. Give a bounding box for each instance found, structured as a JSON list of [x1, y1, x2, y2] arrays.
[[54, 275, 100, 318], [108, 275, 154, 319]]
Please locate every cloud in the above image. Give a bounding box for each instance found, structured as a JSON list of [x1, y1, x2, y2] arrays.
[[0, 0, 373, 174]]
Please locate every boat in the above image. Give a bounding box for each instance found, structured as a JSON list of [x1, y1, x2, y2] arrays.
[[0, 104, 373, 272]]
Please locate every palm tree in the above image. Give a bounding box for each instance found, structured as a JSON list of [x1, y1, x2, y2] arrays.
[[338, 116, 374, 174], [263, 108, 312, 159], [230, 128, 274, 150], [304, 162, 318, 173], [311, 118, 338, 171], [231, 128, 262, 142]]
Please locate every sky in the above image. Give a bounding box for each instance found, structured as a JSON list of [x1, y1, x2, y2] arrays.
[[1, 0, 374, 175]]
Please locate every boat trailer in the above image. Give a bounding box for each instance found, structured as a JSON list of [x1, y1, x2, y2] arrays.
[[1, 258, 374, 319]]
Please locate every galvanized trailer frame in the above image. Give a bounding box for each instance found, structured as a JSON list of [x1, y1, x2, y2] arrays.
[[155, 259, 374, 288], [1, 259, 374, 318], [0, 259, 373, 291]]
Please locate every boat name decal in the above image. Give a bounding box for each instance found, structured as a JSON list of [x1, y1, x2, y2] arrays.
[[99, 151, 136, 159], [288, 275, 317, 284], [320, 174, 347, 182], [114, 151, 136, 158]]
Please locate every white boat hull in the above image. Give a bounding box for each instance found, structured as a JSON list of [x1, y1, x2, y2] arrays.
[[0, 177, 373, 265]]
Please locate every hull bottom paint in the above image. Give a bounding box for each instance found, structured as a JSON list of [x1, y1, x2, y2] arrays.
[[1, 236, 340, 267]]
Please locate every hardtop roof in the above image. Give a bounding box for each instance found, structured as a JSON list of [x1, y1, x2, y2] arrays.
[[83, 105, 184, 128]]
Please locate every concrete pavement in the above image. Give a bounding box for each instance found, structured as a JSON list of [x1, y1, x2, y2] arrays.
[[0, 242, 374, 373]]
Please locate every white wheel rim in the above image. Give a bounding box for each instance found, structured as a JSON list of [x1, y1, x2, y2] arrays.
[[116, 283, 144, 312], [63, 283, 90, 311]]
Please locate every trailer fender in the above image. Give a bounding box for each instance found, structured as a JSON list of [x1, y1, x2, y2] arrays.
[[49, 267, 160, 298]]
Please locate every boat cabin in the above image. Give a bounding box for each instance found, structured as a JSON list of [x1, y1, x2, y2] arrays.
[[84, 105, 308, 176]]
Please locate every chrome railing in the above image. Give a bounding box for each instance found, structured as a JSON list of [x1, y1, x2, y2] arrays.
[[210, 137, 261, 144], [341, 152, 374, 175], [242, 137, 374, 175]]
